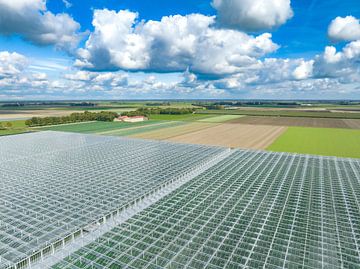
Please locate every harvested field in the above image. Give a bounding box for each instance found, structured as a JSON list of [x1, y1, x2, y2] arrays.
[[0, 109, 81, 121], [197, 114, 244, 123], [343, 119, 360, 129], [229, 116, 360, 129], [149, 114, 214, 121], [130, 122, 217, 140], [168, 123, 287, 149]]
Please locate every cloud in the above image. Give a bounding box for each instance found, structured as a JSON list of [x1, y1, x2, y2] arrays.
[[0, 0, 82, 50], [75, 9, 279, 75], [328, 16, 360, 42], [62, 0, 72, 8], [292, 60, 314, 80], [212, 0, 293, 32], [64, 71, 128, 88], [313, 41, 360, 80], [0, 51, 28, 78]]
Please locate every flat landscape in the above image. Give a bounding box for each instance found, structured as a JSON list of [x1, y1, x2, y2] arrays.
[[268, 127, 360, 158], [168, 123, 287, 149], [229, 116, 360, 129], [198, 109, 360, 119], [2, 101, 360, 159], [131, 122, 217, 140], [0, 109, 82, 121], [38, 121, 158, 133]]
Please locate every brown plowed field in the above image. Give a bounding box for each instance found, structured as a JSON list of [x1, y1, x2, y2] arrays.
[[228, 116, 360, 129], [343, 119, 360, 129], [168, 124, 287, 149]]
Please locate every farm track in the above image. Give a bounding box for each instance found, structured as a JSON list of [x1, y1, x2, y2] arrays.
[[229, 116, 360, 129], [167, 123, 287, 149]]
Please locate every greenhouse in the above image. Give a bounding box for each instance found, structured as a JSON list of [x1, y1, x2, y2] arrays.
[[51, 150, 360, 269], [0, 132, 227, 269]]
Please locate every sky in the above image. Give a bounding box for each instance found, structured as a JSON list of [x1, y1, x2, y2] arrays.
[[0, 0, 359, 100]]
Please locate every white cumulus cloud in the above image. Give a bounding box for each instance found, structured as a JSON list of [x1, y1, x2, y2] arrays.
[[328, 16, 360, 42], [292, 60, 314, 80], [0, 0, 82, 50], [212, 0, 293, 32], [0, 51, 28, 78], [313, 41, 360, 81], [75, 9, 279, 76]]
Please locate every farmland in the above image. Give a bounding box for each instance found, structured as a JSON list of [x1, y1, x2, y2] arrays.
[[98, 121, 187, 136], [168, 123, 287, 149], [131, 122, 217, 140], [229, 116, 360, 129], [38, 121, 155, 133], [197, 114, 244, 123], [268, 127, 360, 158], [197, 109, 360, 119], [37, 120, 182, 135], [148, 113, 213, 121], [2, 100, 360, 159], [0, 120, 29, 136]]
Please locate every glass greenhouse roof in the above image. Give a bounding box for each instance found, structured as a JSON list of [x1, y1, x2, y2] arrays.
[[0, 132, 226, 269], [53, 149, 360, 269]]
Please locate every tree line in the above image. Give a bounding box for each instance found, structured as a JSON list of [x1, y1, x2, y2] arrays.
[[0, 122, 12, 130], [121, 107, 196, 117], [25, 111, 118, 127]]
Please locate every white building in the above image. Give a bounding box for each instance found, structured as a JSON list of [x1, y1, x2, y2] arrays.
[[114, 116, 148, 123]]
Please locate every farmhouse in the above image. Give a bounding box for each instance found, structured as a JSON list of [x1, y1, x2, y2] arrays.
[[114, 115, 148, 123]]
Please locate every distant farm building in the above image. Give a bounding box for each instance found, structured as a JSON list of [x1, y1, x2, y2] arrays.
[[114, 115, 148, 123]]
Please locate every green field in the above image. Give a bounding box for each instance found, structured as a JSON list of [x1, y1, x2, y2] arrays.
[[38, 121, 161, 134], [0, 120, 29, 136], [149, 114, 213, 121], [268, 127, 360, 158], [99, 121, 187, 136]]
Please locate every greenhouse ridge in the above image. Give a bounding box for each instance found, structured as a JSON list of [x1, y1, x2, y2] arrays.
[[1, 132, 360, 268], [52, 149, 360, 268], [0, 132, 226, 269]]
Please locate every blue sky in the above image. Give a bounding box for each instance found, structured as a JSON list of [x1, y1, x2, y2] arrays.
[[0, 0, 359, 100]]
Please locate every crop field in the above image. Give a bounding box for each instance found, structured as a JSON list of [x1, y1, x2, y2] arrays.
[[0, 120, 29, 136], [149, 114, 214, 121], [343, 119, 360, 129], [0, 109, 82, 121], [168, 123, 287, 149], [131, 122, 217, 140], [230, 116, 360, 129], [98, 121, 187, 137], [53, 150, 360, 269], [197, 115, 244, 123], [268, 127, 360, 158], [37, 121, 161, 134], [197, 109, 360, 119]]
